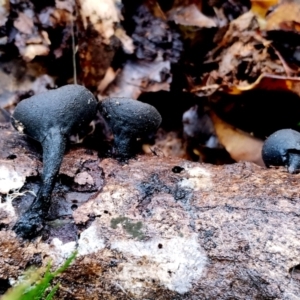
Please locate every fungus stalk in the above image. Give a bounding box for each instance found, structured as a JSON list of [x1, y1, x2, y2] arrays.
[[11, 85, 97, 238], [16, 129, 67, 235]]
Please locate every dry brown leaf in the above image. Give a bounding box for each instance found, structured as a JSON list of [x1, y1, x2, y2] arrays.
[[192, 72, 300, 98], [55, 0, 74, 13], [211, 112, 264, 166], [225, 10, 258, 36], [266, 2, 300, 32], [114, 27, 135, 54], [144, 0, 166, 20], [12, 7, 55, 62], [221, 73, 300, 96], [22, 44, 49, 61], [38, 6, 73, 28], [168, 4, 216, 28], [251, 0, 278, 18], [97, 67, 118, 94], [207, 11, 260, 61], [13, 12, 34, 35], [200, 10, 288, 89], [218, 42, 244, 77], [251, 0, 278, 28], [104, 60, 171, 99]]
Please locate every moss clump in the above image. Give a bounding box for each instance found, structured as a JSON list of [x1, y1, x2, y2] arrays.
[[111, 216, 144, 240]]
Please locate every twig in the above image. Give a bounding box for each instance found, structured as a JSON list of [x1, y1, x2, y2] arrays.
[[271, 45, 296, 77], [71, 1, 77, 85]]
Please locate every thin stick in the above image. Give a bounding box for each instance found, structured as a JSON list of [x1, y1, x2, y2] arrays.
[[271, 45, 296, 77], [71, 3, 77, 85]]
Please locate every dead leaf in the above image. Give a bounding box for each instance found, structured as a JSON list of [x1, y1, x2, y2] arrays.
[[22, 44, 49, 61], [227, 10, 258, 34], [206, 11, 260, 62], [114, 27, 134, 54], [211, 112, 264, 166], [144, 0, 166, 20], [168, 4, 217, 28], [251, 0, 278, 18], [105, 60, 171, 99], [266, 2, 300, 32], [97, 67, 118, 93], [219, 41, 244, 77], [14, 12, 34, 35], [55, 0, 74, 13], [221, 73, 300, 96], [199, 10, 290, 91], [251, 0, 278, 28], [74, 172, 94, 186]]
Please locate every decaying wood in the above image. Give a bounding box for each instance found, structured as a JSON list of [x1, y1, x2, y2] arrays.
[[1, 126, 300, 299]]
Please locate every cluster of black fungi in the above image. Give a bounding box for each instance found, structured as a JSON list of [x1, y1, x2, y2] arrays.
[[11, 84, 161, 238], [11, 84, 300, 239]]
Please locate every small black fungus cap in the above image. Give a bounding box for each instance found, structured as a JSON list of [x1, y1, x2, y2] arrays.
[[11, 85, 98, 238], [262, 129, 300, 174], [99, 97, 162, 158], [12, 85, 98, 142]]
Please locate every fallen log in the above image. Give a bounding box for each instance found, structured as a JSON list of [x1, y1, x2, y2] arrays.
[[0, 126, 300, 299]]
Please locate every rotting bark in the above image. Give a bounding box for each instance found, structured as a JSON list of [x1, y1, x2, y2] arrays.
[[1, 126, 300, 299]]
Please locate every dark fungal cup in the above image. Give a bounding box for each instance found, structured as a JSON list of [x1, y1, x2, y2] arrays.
[[262, 129, 300, 174], [11, 84, 98, 238], [99, 98, 162, 159]]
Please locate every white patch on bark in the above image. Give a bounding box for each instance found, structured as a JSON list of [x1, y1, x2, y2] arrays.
[[49, 238, 76, 265], [0, 189, 19, 223], [179, 165, 212, 191], [74, 171, 94, 185], [111, 235, 207, 295], [0, 165, 25, 194], [77, 223, 105, 255], [48, 222, 105, 264]]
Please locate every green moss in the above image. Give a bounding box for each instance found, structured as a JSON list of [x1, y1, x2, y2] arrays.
[[111, 216, 144, 239], [2, 251, 77, 300]]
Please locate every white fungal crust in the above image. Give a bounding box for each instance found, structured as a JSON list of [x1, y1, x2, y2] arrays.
[[48, 231, 207, 295], [48, 222, 106, 264], [0, 164, 25, 194], [77, 223, 106, 256], [12, 118, 25, 134], [179, 163, 213, 191], [111, 235, 207, 295]]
